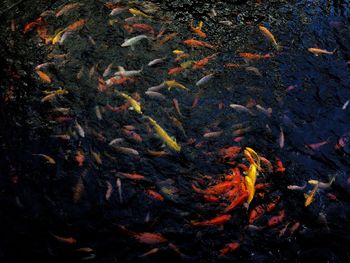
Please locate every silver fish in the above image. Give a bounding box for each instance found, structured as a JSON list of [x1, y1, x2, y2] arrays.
[[147, 82, 166, 92], [287, 184, 306, 190], [196, 73, 215, 87], [342, 100, 349, 110], [103, 63, 113, 77], [116, 178, 123, 203], [145, 91, 165, 100], [148, 57, 165, 67], [121, 35, 148, 47], [115, 68, 142, 77], [95, 106, 102, 120], [75, 121, 85, 138], [110, 7, 127, 16], [111, 146, 139, 156], [229, 104, 254, 115], [109, 138, 124, 146]]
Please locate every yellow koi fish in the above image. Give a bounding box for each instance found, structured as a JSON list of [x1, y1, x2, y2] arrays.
[[173, 50, 184, 55], [180, 60, 196, 69], [165, 80, 189, 91], [129, 8, 152, 18], [247, 164, 257, 185], [52, 29, 65, 45], [147, 116, 181, 152], [41, 89, 68, 102], [244, 147, 262, 171], [118, 92, 142, 114], [304, 183, 319, 207], [245, 176, 255, 205], [259, 26, 280, 50]]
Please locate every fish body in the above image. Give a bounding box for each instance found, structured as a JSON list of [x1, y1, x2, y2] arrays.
[[41, 89, 68, 102], [121, 35, 148, 47], [147, 116, 181, 152], [134, 233, 167, 244], [239, 52, 272, 60], [65, 19, 86, 32], [230, 104, 254, 115], [129, 8, 152, 18], [118, 92, 142, 114], [33, 154, 56, 164], [56, 3, 82, 17], [191, 214, 231, 226], [192, 53, 217, 69], [308, 48, 334, 55], [196, 73, 215, 87], [268, 210, 285, 227], [52, 29, 65, 44], [183, 39, 215, 49], [148, 57, 165, 66], [219, 242, 240, 256], [259, 26, 279, 50], [247, 164, 257, 185], [304, 183, 319, 207], [245, 176, 255, 205], [165, 80, 189, 91], [168, 67, 185, 75]]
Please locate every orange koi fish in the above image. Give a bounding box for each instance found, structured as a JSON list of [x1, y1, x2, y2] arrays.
[[118, 172, 145, 180], [168, 67, 185, 75], [52, 234, 77, 244], [183, 39, 215, 49], [56, 3, 83, 17], [239, 52, 272, 60], [147, 190, 164, 201], [224, 63, 241, 69], [75, 150, 85, 166], [134, 232, 167, 244], [308, 48, 334, 55], [224, 191, 248, 212], [275, 158, 286, 173], [218, 146, 241, 161], [192, 53, 217, 69], [190, 21, 206, 38], [156, 32, 178, 46], [36, 70, 51, 83], [191, 214, 231, 226], [259, 26, 280, 50], [66, 19, 87, 32], [219, 242, 240, 256]]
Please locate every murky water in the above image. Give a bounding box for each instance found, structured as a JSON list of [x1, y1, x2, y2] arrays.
[[0, 0, 350, 262]]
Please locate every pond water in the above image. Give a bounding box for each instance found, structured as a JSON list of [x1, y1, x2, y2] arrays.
[[0, 0, 349, 262]]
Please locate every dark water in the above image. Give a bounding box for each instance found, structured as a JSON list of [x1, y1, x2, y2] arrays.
[[1, 0, 350, 262]]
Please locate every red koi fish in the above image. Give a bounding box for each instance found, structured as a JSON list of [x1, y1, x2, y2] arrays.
[[268, 210, 285, 227], [23, 17, 45, 33], [168, 67, 185, 75], [192, 53, 217, 69], [124, 23, 154, 35], [219, 242, 240, 256], [249, 205, 266, 223], [218, 146, 241, 161], [191, 214, 231, 226], [118, 172, 145, 180], [147, 190, 164, 201]]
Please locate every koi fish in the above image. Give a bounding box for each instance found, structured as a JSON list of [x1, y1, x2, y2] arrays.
[[147, 116, 181, 152], [190, 21, 206, 38], [279, 126, 285, 148], [275, 158, 285, 173], [41, 89, 68, 102], [75, 121, 85, 138], [111, 146, 139, 156], [129, 8, 152, 18], [139, 248, 159, 258], [218, 146, 241, 160], [168, 67, 185, 75], [65, 19, 87, 32], [287, 184, 306, 190], [203, 131, 223, 138], [105, 181, 113, 200], [32, 154, 56, 164], [75, 150, 85, 166], [156, 32, 178, 46], [118, 172, 145, 180], [183, 39, 215, 49], [165, 80, 189, 91], [196, 73, 215, 87], [239, 52, 272, 60], [304, 183, 319, 207], [147, 57, 165, 66], [23, 17, 45, 33], [245, 176, 255, 205], [259, 26, 280, 50], [121, 34, 148, 47], [229, 104, 254, 115], [52, 234, 77, 244], [244, 147, 262, 171], [308, 48, 334, 55], [116, 178, 123, 203], [36, 70, 52, 83], [268, 210, 285, 227], [219, 242, 240, 256], [191, 214, 231, 226], [118, 92, 142, 114], [110, 7, 128, 16], [134, 232, 167, 244], [308, 176, 335, 189], [147, 190, 164, 201], [224, 63, 241, 69], [306, 140, 329, 150], [145, 90, 165, 100], [73, 176, 84, 202], [224, 191, 248, 212], [173, 49, 184, 55], [247, 164, 257, 185], [249, 205, 265, 223], [56, 3, 83, 17], [192, 53, 217, 69], [124, 23, 154, 35], [52, 29, 65, 45]]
